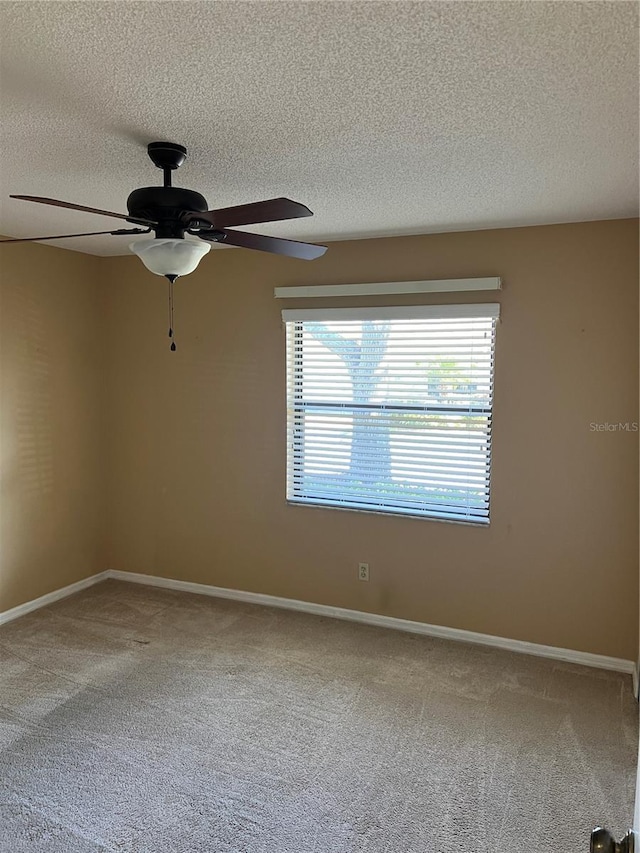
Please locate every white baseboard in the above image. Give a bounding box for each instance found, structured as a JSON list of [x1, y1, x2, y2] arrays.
[[0, 571, 110, 627], [633, 661, 639, 700], [0, 568, 634, 678], [107, 569, 635, 677]]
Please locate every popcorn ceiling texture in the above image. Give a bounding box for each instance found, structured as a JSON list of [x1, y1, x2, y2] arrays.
[[0, 1, 637, 255], [0, 580, 636, 852]]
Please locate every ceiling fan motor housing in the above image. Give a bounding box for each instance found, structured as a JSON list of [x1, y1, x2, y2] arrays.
[[127, 186, 208, 238]]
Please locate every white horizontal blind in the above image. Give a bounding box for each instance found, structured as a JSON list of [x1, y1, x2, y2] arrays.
[[285, 305, 498, 523]]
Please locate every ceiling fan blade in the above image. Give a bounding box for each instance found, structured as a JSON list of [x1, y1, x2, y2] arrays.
[[10, 195, 157, 226], [0, 228, 149, 244], [188, 197, 313, 229], [203, 228, 327, 260]]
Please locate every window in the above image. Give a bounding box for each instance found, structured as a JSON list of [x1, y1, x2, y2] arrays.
[[284, 304, 499, 524]]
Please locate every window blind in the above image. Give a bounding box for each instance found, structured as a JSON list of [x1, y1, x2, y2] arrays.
[[285, 304, 499, 524]]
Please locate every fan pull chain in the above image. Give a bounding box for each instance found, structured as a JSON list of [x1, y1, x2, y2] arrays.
[[166, 274, 177, 351]]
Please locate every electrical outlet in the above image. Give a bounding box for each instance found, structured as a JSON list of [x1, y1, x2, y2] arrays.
[[358, 562, 369, 582]]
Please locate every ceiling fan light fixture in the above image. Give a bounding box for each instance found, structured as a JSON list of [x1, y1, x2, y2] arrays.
[[129, 237, 210, 278]]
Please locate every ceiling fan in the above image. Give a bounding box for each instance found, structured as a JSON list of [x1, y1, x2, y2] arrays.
[[1, 141, 328, 279]]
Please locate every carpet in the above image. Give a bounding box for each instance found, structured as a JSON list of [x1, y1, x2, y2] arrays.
[[0, 579, 636, 852]]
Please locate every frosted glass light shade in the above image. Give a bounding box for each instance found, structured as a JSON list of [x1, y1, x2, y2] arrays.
[[130, 238, 210, 278]]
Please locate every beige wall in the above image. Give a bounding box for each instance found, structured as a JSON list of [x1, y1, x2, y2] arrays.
[[103, 219, 639, 660], [0, 241, 106, 611], [1, 222, 637, 659]]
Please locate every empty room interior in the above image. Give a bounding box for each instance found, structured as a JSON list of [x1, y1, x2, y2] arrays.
[[0, 2, 638, 852]]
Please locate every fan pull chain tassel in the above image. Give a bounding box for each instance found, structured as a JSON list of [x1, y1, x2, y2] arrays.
[[166, 274, 177, 351]]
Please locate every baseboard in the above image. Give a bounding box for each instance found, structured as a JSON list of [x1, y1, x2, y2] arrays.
[[0, 571, 110, 627], [634, 661, 639, 700], [1, 568, 633, 678], [107, 570, 635, 677]]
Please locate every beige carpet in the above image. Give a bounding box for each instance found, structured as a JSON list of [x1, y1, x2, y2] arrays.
[[0, 580, 636, 852]]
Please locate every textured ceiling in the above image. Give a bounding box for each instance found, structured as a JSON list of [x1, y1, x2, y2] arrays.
[[0, 1, 638, 256]]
